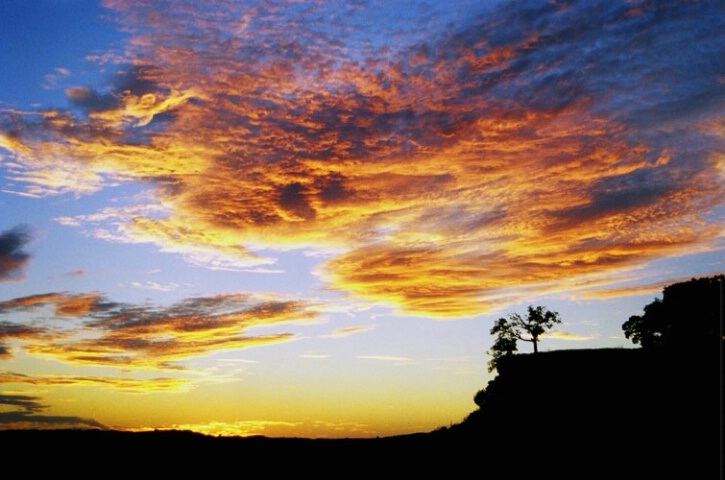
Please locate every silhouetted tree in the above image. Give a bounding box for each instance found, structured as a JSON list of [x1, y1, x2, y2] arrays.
[[487, 317, 518, 372], [622, 275, 723, 352], [487, 305, 561, 371]]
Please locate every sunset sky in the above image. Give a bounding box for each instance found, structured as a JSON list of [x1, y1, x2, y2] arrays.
[[0, 0, 723, 438]]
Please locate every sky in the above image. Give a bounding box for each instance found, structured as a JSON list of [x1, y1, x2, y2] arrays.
[[0, 0, 723, 438]]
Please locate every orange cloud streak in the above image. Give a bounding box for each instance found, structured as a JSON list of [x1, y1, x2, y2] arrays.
[[0, 371, 192, 393], [1, 292, 318, 370]]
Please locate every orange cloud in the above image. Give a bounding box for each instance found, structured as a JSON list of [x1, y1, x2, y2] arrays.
[[0, 322, 46, 359], [544, 331, 594, 341], [1, 292, 318, 370], [0, 371, 192, 393], [322, 325, 373, 338], [1, 0, 722, 318], [0, 292, 104, 317]]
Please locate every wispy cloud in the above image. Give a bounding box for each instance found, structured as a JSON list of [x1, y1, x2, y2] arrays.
[[0, 411, 108, 430], [0, 392, 108, 430], [145, 418, 374, 438], [128, 281, 180, 292], [544, 331, 595, 341], [0, 291, 319, 370], [322, 325, 373, 338], [575, 274, 712, 300], [0, 392, 46, 413], [42, 67, 71, 91], [358, 355, 415, 365], [0, 321, 46, 359], [59, 269, 86, 279], [0, 371, 191, 393], [152, 419, 302, 438], [0, 292, 105, 317], [1, 0, 722, 317], [55, 204, 277, 271]]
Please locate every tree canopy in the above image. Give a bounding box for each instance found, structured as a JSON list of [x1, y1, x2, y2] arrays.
[[487, 305, 561, 372], [622, 275, 723, 353]]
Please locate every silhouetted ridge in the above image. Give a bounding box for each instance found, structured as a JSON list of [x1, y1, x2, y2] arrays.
[[0, 348, 714, 477], [446, 348, 711, 476]]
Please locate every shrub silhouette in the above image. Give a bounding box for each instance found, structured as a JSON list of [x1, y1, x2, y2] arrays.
[[622, 274, 723, 354]]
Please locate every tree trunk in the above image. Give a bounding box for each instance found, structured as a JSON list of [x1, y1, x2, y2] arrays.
[[533, 339, 538, 353]]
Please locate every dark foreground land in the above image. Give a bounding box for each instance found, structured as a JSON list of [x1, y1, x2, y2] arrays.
[[2, 348, 716, 477]]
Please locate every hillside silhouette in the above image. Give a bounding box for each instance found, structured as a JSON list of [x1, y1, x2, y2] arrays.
[[447, 347, 713, 475], [1, 347, 713, 476], [1, 276, 719, 477]]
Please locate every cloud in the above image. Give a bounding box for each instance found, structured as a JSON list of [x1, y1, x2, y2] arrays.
[[55, 204, 276, 271], [56, 269, 86, 279], [0, 292, 105, 358], [42, 67, 71, 91], [544, 331, 594, 341], [128, 281, 180, 292], [0, 292, 105, 317], [0, 321, 46, 359], [0, 411, 108, 429], [322, 325, 373, 338], [1, 0, 723, 317], [0, 393, 46, 413], [0, 225, 33, 282], [154, 419, 305, 438], [0, 291, 318, 370], [0, 392, 108, 430], [358, 355, 415, 365], [0, 371, 191, 393]]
